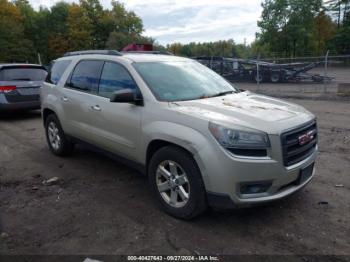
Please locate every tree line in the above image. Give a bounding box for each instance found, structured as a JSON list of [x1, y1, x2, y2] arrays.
[[0, 0, 349, 64], [165, 40, 253, 58], [0, 0, 150, 64], [256, 0, 350, 57], [167, 0, 350, 58]]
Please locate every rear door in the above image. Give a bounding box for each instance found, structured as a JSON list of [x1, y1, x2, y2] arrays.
[[0, 66, 47, 103], [60, 60, 104, 141]]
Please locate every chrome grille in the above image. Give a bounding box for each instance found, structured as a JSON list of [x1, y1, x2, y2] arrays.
[[281, 120, 317, 166]]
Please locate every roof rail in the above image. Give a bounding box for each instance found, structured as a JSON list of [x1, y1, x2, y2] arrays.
[[63, 50, 123, 57], [121, 51, 174, 56]]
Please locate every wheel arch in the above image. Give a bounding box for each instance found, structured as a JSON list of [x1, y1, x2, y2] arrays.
[[142, 122, 209, 177], [146, 139, 193, 170], [42, 108, 57, 126]]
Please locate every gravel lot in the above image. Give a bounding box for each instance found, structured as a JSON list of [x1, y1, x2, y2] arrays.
[[0, 96, 349, 256]]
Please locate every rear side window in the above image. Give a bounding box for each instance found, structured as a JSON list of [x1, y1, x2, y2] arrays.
[[68, 60, 104, 93], [98, 62, 137, 98], [0, 67, 47, 81], [46, 60, 71, 85]]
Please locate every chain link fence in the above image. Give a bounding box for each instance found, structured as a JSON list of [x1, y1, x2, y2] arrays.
[[261, 54, 350, 83], [194, 53, 350, 98], [254, 54, 350, 97]]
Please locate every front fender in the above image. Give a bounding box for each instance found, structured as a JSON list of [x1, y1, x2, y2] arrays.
[[142, 121, 212, 187]]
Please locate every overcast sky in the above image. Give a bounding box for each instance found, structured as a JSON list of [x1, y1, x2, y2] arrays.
[[28, 0, 263, 45]]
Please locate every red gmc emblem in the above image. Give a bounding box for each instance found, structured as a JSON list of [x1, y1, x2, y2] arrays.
[[298, 131, 314, 146]]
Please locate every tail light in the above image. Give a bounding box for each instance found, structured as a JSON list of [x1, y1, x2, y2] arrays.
[[0, 86, 16, 93]]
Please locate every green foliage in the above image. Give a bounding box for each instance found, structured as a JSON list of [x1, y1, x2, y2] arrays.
[[327, 14, 350, 53], [0, 0, 349, 63], [48, 2, 70, 35], [325, 0, 350, 53], [256, 0, 349, 57], [79, 0, 104, 48], [165, 40, 255, 59], [0, 0, 35, 62], [159, 0, 348, 58], [0, 0, 144, 63], [67, 4, 94, 51], [325, 0, 350, 26], [105, 31, 152, 50], [312, 11, 337, 55], [257, 0, 324, 57], [104, 1, 145, 50]]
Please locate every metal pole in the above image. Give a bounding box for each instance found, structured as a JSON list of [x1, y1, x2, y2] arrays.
[[324, 50, 329, 93], [37, 53, 42, 65], [257, 54, 260, 89]]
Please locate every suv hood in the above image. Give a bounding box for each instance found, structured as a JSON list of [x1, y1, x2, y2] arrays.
[[168, 91, 315, 134]]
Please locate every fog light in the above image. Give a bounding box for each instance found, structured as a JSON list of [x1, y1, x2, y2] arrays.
[[240, 182, 272, 194]]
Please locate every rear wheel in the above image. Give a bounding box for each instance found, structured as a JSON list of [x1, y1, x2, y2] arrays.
[[270, 72, 281, 83], [45, 114, 74, 156], [148, 146, 207, 219]]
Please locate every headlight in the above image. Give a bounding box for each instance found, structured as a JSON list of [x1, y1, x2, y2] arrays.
[[209, 122, 270, 149]]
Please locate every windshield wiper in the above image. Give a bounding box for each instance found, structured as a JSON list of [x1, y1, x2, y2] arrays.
[[210, 90, 236, 98]]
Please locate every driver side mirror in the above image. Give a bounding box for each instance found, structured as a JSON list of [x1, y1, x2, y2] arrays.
[[110, 89, 143, 105]]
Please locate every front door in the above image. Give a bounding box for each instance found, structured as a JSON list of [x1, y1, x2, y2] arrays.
[[86, 61, 143, 161]]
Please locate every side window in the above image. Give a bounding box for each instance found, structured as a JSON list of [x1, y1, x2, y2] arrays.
[[98, 62, 137, 98], [45, 60, 71, 84], [68, 60, 104, 93]]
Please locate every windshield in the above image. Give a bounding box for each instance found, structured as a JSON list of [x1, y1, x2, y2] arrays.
[[133, 61, 237, 102], [0, 67, 47, 81]]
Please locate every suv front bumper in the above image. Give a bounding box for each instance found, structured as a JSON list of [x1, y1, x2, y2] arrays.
[[196, 139, 318, 209], [207, 166, 315, 209]]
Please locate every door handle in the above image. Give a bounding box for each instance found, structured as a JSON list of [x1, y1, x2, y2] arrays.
[[91, 105, 101, 111], [61, 96, 68, 102]]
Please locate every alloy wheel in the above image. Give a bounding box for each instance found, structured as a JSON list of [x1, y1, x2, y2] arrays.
[[156, 160, 190, 208], [48, 121, 61, 151]]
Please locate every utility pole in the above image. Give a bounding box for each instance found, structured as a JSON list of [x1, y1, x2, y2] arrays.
[[257, 54, 261, 89], [324, 50, 329, 93], [37, 53, 42, 65]]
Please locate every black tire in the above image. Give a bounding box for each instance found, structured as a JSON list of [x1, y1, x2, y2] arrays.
[[148, 146, 207, 219], [270, 72, 281, 83], [45, 114, 74, 156]]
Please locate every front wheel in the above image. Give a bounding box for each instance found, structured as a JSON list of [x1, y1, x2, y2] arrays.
[[148, 146, 207, 219]]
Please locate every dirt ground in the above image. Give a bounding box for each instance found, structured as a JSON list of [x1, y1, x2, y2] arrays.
[[0, 97, 349, 256]]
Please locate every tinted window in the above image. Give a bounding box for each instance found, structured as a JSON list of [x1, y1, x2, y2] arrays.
[[69, 60, 104, 93], [0, 67, 47, 81], [98, 62, 137, 98], [46, 60, 71, 84]]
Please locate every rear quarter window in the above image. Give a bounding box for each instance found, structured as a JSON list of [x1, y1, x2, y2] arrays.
[[46, 60, 72, 85], [0, 67, 47, 81]]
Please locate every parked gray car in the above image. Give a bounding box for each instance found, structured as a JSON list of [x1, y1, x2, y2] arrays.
[[0, 64, 47, 112], [41, 51, 318, 219]]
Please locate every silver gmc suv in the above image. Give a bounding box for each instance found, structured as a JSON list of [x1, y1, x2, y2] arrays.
[[41, 50, 318, 219]]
